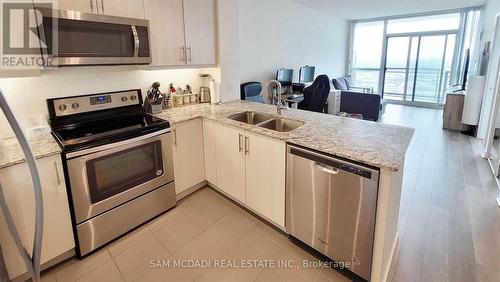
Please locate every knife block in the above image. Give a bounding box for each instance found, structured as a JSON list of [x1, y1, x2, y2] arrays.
[[143, 98, 163, 114]]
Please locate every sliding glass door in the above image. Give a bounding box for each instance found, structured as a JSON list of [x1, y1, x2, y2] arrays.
[[383, 36, 411, 100], [382, 32, 456, 105]]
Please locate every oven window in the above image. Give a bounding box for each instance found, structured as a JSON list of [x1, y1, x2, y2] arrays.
[[86, 141, 163, 203]]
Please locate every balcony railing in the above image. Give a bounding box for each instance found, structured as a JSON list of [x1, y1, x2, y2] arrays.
[[352, 67, 449, 104]]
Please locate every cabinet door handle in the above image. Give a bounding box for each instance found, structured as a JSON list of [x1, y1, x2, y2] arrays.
[[238, 134, 243, 152], [90, 0, 94, 12], [100, 0, 104, 13], [180, 47, 185, 61], [244, 136, 249, 154], [187, 46, 192, 62], [54, 161, 61, 186], [173, 129, 177, 146]]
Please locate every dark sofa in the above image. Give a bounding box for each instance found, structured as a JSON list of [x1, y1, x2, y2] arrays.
[[340, 91, 382, 121], [332, 76, 385, 121]]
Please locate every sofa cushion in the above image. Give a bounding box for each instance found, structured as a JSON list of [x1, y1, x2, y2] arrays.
[[332, 78, 348, 91], [344, 75, 354, 89]]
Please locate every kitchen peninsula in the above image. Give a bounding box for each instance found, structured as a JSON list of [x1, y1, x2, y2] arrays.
[[156, 100, 414, 282]]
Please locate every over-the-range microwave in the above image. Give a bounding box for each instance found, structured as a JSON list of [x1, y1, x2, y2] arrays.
[[36, 8, 151, 66]]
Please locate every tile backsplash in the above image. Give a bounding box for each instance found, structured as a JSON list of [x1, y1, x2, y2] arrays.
[[0, 66, 220, 137]]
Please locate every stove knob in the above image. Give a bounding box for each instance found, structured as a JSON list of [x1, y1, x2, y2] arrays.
[[121, 96, 128, 102], [130, 95, 137, 101], [71, 102, 79, 109], [58, 104, 67, 111]]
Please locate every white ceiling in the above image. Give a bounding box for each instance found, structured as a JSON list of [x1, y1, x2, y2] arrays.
[[291, 0, 487, 20]]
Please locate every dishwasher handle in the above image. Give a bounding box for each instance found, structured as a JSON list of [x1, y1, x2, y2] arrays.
[[289, 146, 379, 181], [314, 162, 339, 174]]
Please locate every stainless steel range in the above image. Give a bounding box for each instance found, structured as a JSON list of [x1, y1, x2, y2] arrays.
[[48, 89, 175, 257]]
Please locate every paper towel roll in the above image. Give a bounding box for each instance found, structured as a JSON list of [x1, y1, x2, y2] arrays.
[[209, 80, 220, 104]]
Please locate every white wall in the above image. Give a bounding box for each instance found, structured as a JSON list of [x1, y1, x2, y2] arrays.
[[0, 66, 218, 137], [476, 1, 500, 138], [481, 0, 500, 43], [238, 0, 349, 101], [217, 0, 241, 102]]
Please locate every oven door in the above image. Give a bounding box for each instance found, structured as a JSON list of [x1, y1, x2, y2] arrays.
[[66, 131, 173, 224], [37, 8, 151, 66]]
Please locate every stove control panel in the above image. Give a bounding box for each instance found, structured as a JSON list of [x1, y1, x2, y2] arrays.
[[52, 90, 142, 117]]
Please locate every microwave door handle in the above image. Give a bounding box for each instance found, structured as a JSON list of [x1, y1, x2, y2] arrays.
[[131, 25, 139, 58], [34, 8, 49, 66]]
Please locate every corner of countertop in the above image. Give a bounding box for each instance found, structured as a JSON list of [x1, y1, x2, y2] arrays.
[[0, 132, 61, 169]]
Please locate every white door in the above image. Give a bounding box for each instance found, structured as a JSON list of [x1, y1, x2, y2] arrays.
[[144, 0, 187, 66], [0, 155, 75, 280], [479, 14, 500, 139], [20, 156, 75, 263], [58, 0, 96, 13], [245, 132, 286, 226], [98, 0, 145, 19], [215, 123, 246, 203], [0, 166, 29, 279], [203, 119, 217, 185], [172, 118, 205, 195], [183, 0, 216, 65]]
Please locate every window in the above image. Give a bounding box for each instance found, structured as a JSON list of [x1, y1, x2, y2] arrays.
[[351, 21, 384, 91], [349, 8, 481, 106], [386, 13, 461, 34]]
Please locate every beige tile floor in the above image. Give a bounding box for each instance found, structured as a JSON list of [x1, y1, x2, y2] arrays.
[[41, 187, 351, 282]]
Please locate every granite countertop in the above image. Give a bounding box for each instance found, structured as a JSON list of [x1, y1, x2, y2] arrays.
[[156, 100, 414, 171], [0, 133, 61, 169]]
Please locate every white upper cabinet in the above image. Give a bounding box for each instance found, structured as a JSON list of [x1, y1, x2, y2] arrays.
[[58, 0, 145, 19], [58, 0, 95, 13], [97, 0, 145, 19], [183, 0, 216, 65], [144, 0, 217, 66], [144, 0, 186, 66]]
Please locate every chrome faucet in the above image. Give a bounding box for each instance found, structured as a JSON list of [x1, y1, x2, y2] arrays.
[[268, 80, 286, 115]]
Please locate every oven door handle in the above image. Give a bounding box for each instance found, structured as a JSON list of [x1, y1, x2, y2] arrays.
[[66, 128, 171, 159]]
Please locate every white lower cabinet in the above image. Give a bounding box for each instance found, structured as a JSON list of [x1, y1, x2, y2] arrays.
[[0, 155, 75, 280], [213, 122, 286, 226], [214, 123, 246, 203], [244, 132, 286, 226], [172, 118, 205, 195], [169, 119, 286, 227], [203, 119, 217, 184]]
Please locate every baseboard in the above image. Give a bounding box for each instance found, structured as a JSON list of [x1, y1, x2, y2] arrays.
[[12, 248, 75, 282], [175, 181, 207, 201], [385, 99, 444, 109], [206, 182, 287, 232], [486, 159, 500, 207]]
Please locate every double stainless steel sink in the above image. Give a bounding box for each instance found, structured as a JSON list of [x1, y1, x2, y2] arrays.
[[227, 111, 304, 132]]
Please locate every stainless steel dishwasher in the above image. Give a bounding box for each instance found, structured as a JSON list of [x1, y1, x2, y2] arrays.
[[286, 145, 379, 281]]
